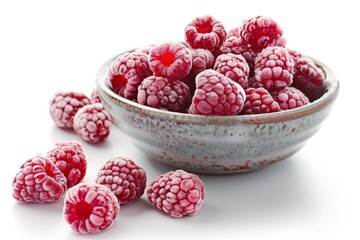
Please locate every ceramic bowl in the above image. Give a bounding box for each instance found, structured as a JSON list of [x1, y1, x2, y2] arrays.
[[96, 53, 339, 174]]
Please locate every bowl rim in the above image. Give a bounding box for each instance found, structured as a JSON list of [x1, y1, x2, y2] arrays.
[[96, 52, 340, 125]]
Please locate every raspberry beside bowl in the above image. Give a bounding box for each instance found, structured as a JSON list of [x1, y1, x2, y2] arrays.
[[96, 52, 339, 174]]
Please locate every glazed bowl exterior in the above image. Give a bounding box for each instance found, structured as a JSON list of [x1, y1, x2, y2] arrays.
[[96, 53, 339, 174]]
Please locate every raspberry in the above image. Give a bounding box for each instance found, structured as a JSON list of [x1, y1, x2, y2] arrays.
[[292, 57, 326, 101], [49, 91, 90, 129], [96, 157, 147, 205], [73, 103, 112, 143], [287, 49, 305, 62], [213, 53, 250, 89], [254, 46, 294, 90], [12, 156, 67, 203], [107, 52, 151, 100], [241, 87, 281, 115], [189, 48, 215, 76], [149, 42, 192, 80], [189, 69, 246, 116], [46, 141, 87, 188], [227, 27, 240, 38], [239, 16, 283, 53], [185, 15, 227, 51], [90, 89, 102, 104], [147, 169, 205, 218], [216, 36, 257, 74], [137, 76, 191, 112], [63, 183, 119, 234], [271, 86, 310, 110]]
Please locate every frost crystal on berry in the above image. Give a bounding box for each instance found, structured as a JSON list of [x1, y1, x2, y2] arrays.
[[73, 103, 112, 143], [46, 141, 87, 188], [63, 183, 119, 234], [147, 169, 205, 218], [49, 91, 90, 129], [96, 156, 147, 205], [12, 156, 67, 203]]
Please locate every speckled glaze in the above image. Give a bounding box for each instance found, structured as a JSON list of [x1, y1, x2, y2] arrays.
[[96, 53, 339, 174]]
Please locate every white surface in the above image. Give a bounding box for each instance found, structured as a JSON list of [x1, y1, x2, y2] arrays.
[[0, 0, 358, 239]]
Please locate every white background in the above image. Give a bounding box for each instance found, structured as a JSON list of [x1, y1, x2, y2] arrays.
[[0, 0, 358, 239]]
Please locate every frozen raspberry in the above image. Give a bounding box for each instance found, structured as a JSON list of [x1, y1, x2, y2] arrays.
[[216, 36, 257, 74], [149, 42, 192, 80], [73, 103, 112, 143], [287, 49, 305, 62], [189, 69, 246, 116], [254, 46, 294, 90], [227, 27, 240, 38], [214, 53, 250, 89], [46, 141, 87, 188], [185, 15, 227, 51], [50, 91, 90, 129], [239, 16, 283, 52], [271, 86, 310, 110], [12, 156, 67, 203], [90, 89, 102, 104], [241, 87, 281, 115], [107, 52, 151, 100], [63, 183, 119, 234], [292, 57, 326, 101], [239, 16, 283, 53], [96, 157, 146, 205], [137, 76, 191, 112], [147, 169, 205, 218], [189, 48, 215, 76]]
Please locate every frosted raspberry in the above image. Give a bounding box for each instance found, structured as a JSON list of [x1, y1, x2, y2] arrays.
[[189, 48, 215, 75], [241, 87, 281, 115], [46, 141, 87, 188], [147, 169, 205, 218], [189, 69, 246, 116], [12, 156, 67, 203], [214, 53, 250, 89], [287, 49, 305, 62], [292, 57, 326, 101], [96, 157, 146, 205], [63, 183, 119, 234], [254, 46, 294, 90], [90, 89, 102, 104], [239, 16, 283, 53], [137, 76, 191, 112], [107, 52, 151, 100], [149, 42, 192, 80], [271, 86, 310, 110], [227, 27, 240, 38], [49, 91, 90, 129], [185, 15, 227, 51], [216, 36, 257, 74], [73, 103, 112, 143]]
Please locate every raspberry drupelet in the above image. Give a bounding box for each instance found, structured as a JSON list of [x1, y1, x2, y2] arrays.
[[254, 46, 294, 90], [189, 69, 246, 116], [239, 15, 283, 53], [12, 156, 67, 203], [241, 87, 281, 115], [147, 169, 205, 218], [185, 15, 227, 51], [271, 86, 310, 110], [214, 53, 250, 89], [90, 89, 102, 104], [149, 41, 192, 81], [107, 52, 151, 100], [63, 183, 119, 234], [137, 76, 191, 112], [46, 141, 87, 188], [73, 103, 112, 143], [49, 91, 90, 129], [292, 57, 326, 101], [96, 156, 147, 205]]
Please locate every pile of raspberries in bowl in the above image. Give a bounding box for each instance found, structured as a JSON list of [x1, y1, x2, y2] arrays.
[[96, 15, 339, 174]]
